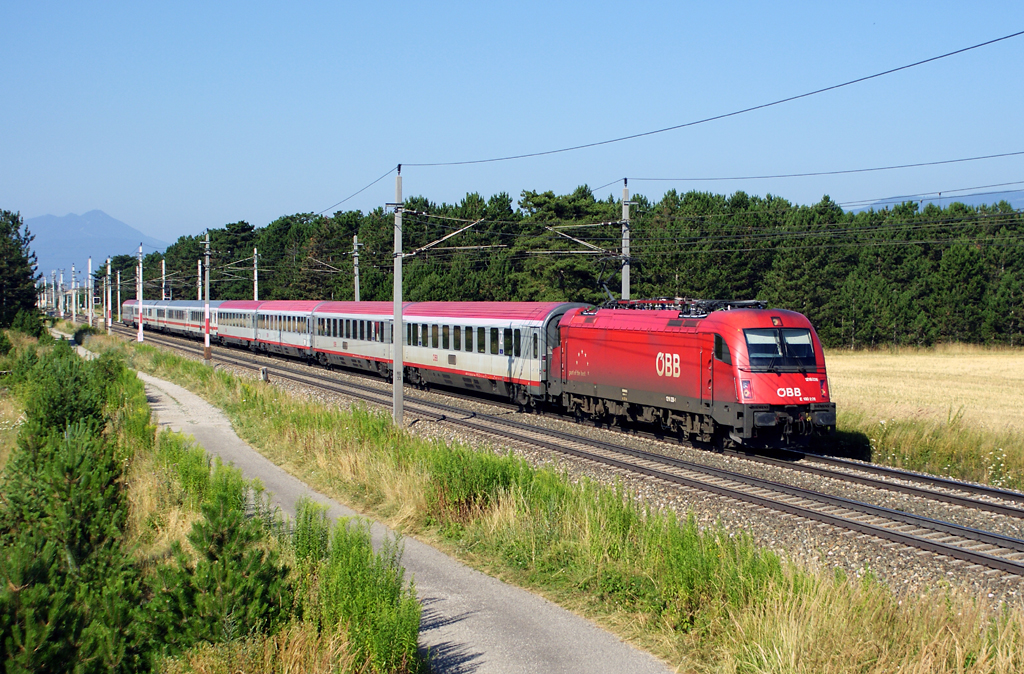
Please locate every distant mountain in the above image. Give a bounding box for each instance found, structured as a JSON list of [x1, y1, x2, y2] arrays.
[[853, 190, 1024, 213], [24, 210, 169, 282]]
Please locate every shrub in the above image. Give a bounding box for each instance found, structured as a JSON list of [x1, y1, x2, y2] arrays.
[[147, 489, 292, 657], [10, 310, 43, 338], [73, 325, 99, 346]]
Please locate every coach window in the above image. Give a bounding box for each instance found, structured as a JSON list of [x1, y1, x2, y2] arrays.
[[490, 328, 499, 354], [429, 325, 437, 349], [503, 329, 512, 356], [478, 327, 486, 353], [442, 325, 450, 350], [513, 329, 522, 357], [533, 333, 539, 358], [714, 334, 732, 364], [453, 326, 461, 351]]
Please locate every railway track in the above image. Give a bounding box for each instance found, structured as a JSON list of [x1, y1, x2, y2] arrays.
[[103, 323, 1024, 576]]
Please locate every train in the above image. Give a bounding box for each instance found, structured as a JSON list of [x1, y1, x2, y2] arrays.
[[122, 297, 836, 447]]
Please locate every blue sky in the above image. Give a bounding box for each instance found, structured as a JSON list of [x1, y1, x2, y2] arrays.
[[3, 1, 1023, 243]]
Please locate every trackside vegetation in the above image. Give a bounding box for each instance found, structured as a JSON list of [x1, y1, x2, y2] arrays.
[[0, 335, 422, 673], [88, 334, 1024, 673]]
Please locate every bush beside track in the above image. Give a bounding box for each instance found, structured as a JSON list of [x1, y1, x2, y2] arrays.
[[0, 334, 421, 673], [81, 333, 1024, 673]]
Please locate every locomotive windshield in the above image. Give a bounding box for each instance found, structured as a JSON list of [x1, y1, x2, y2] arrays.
[[743, 328, 816, 371]]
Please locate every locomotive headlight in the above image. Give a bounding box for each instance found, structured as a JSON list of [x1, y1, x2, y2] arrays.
[[741, 379, 752, 399]]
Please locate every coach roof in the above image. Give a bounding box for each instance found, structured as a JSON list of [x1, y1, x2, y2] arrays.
[[405, 301, 587, 322]]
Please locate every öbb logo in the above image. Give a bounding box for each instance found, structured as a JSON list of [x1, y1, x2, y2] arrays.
[[776, 387, 802, 397], [656, 352, 680, 378]]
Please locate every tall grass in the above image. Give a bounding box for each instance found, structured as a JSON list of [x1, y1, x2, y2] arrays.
[[838, 407, 1024, 490], [159, 622, 356, 674], [90, 336, 1024, 672], [293, 500, 421, 673]]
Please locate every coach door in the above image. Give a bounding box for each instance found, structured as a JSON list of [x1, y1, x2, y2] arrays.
[[699, 332, 714, 411]]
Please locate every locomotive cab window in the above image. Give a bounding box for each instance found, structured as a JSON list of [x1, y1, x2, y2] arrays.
[[714, 334, 732, 364]]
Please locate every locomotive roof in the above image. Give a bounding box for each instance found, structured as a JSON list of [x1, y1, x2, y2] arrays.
[[563, 306, 812, 332], [405, 302, 587, 321]]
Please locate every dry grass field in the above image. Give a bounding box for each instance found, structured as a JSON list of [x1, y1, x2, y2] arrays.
[[824, 345, 1024, 487], [826, 344, 1024, 433], [0, 391, 23, 473]]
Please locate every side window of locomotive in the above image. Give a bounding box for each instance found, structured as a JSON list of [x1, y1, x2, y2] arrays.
[[489, 328, 499, 355], [477, 327, 485, 353], [714, 334, 732, 365], [513, 329, 521, 357]]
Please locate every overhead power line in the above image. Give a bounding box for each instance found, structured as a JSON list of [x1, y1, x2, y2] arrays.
[[404, 30, 1024, 167], [630, 150, 1024, 183], [318, 167, 397, 215]]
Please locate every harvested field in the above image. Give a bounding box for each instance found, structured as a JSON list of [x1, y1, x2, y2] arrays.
[[826, 344, 1024, 433]]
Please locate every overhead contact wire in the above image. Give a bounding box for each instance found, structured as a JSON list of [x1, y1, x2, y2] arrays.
[[404, 30, 1024, 167]]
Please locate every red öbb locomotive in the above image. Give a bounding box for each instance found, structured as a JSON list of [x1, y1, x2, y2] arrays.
[[556, 299, 835, 447], [123, 297, 835, 447]]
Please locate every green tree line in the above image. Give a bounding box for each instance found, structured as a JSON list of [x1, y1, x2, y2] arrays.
[[98, 187, 1022, 348]]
